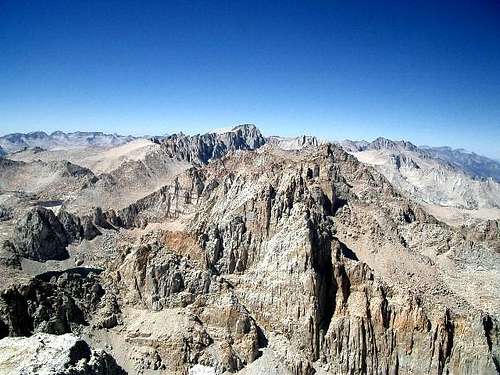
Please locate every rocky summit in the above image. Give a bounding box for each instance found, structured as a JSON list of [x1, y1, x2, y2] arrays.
[[0, 125, 499, 375]]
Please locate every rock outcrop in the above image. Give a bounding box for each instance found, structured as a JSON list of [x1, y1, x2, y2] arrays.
[[12, 206, 70, 261], [0, 333, 125, 374], [0, 268, 107, 338], [106, 239, 264, 374], [10, 206, 102, 262]]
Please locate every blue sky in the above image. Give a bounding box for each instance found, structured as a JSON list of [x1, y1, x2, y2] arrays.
[[1, 1, 499, 158]]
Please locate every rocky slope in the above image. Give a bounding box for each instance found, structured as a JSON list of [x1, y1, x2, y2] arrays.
[[340, 137, 500, 223], [0, 157, 98, 201], [0, 141, 191, 215], [177, 144, 500, 374], [0, 126, 499, 374], [8, 138, 157, 174]]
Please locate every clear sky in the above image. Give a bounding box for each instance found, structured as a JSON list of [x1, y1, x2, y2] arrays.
[[1, 1, 500, 158]]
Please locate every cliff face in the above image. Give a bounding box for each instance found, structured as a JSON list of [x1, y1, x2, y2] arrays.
[[179, 145, 499, 374], [159, 124, 266, 165]]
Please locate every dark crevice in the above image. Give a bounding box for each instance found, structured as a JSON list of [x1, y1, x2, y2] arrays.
[[336, 239, 359, 261], [332, 197, 348, 215], [256, 325, 269, 349], [68, 339, 92, 364], [483, 315, 500, 373]]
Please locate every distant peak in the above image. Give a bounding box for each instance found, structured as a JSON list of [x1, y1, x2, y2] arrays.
[[26, 131, 49, 138], [368, 137, 418, 152], [161, 124, 265, 164], [232, 123, 257, 131]]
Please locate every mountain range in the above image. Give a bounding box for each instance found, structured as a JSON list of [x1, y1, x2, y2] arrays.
[[0, 131, 136, 153], [0, 125, 499, 374]]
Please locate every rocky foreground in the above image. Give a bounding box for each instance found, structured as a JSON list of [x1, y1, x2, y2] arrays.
[[0, 125, 499, 374]]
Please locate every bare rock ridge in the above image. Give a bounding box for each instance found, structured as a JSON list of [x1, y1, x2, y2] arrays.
[[266, 135, 321, 150], [341, 136, 500, 182], [157, 124, 266, 164], [340, 137, 419, 153], [421, 146, 500, 182], [0, 125, 499, 374]]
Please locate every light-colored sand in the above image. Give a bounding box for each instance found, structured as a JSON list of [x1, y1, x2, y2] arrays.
[[423, 204, 500, 226], [80, 139, 158, 173], [8, 138, 157, 174]]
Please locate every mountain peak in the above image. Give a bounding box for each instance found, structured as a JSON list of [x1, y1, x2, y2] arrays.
[[369, 137, 418, 152], [231, 123, 258, 131], [161, 124, 265, 164]]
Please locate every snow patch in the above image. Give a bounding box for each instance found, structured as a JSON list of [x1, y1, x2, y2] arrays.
[[188, 364, 216, 375]]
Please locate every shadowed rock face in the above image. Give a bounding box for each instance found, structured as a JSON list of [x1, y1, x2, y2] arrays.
[[0, 269, 106, 338], [9, 206, 103, 263], [0, 241, 20, 269], [13, 206, 70, 262], [0, 206, 12, 222]]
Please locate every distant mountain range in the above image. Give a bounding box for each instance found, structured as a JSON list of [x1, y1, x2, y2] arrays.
[[339, 137, 500, 213], [0, 131, 136, 153], [2, 128, 499, 212], [420, 145, 500, 182], [340, 137, 500, 182]]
